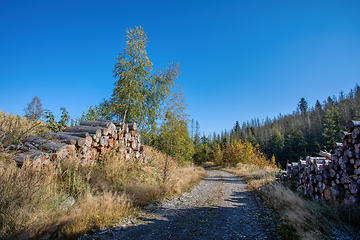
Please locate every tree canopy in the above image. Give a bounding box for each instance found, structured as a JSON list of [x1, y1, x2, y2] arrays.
[[24, 96, 43, 120], [103, 26, 179, 136]]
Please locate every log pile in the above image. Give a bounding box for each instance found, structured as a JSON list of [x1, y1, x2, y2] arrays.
[[286, 120, 360, 203], [9, 135, 76, 166], [10, 119, 149, 166]]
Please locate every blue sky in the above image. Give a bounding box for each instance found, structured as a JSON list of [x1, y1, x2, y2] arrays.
[[1, 0, 360, 135]]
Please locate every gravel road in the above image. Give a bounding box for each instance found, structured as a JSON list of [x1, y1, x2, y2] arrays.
[[80, 170, 281, 240]]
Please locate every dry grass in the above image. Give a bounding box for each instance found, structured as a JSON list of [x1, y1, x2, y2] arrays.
[[0, 110, 206, 239], [222, 163, 323, 240], [221, 162, 360, 239], [0, 142, 205, 239], [0, 111, 46, 149], [222, 163, 278, 191], [122, 146, 207, 206], [0, 159, 68, 239], [261, 183, 324, 240]]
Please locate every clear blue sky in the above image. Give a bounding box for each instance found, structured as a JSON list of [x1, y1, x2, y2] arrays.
[[1, 0, 360, 135]]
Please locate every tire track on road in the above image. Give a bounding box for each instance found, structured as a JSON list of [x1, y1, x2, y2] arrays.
[[80, 170, 280, 240]]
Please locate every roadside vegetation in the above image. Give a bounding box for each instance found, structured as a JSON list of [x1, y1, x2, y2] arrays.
[[191, 128, 359, 239], [0, 112, 205, 239], [0, 26, 203, 239], [220, 161, 360, 239], [3, 25, 360, 240], [191, 85, 360, 169]]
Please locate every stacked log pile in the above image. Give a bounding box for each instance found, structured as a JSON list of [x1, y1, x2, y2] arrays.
[[10, 119, 148, 166], [286, 120, 360, 204], [9, 135, 76, 166]]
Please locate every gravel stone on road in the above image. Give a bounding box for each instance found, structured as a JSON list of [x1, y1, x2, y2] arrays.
[[79, 170, 281, 240]]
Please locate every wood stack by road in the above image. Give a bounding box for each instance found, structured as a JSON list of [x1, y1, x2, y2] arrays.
[[286, 120, 360, 204], [10, 119, 149, 166]]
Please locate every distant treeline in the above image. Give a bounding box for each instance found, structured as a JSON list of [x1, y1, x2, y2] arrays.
[[192, 85, 360, 168]]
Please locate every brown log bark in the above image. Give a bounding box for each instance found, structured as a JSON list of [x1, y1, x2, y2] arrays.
[[26, 135, 69, 153], [79, 120, 111, 128], [11, 150, 50, 165], [45, 132, 81, 141], [59, 138, 77, 145], [59, 132, 90, 138], [65, 126, 104, 137], [95, 118, 122, 126]]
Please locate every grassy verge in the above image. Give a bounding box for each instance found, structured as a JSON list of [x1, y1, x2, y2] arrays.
[[0, 112, 206, 239], [222, 163, 360, 239], [0, 147, 206, 239], [221, 163, 323, 240]]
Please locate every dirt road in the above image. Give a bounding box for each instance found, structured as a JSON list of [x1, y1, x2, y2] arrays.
[[80, 170, 281, 239]]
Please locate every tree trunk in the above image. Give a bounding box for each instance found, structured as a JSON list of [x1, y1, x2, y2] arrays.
[[79, 120, 111, 128], [11, 150, 49, 165], [65, 126, 104, 137], [45, 132, 82, 143], [95, 118, 122, 126], [26, 135, 69, 153]]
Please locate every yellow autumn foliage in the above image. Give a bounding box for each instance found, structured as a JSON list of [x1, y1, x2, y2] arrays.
[[222, 139, 274, 167]]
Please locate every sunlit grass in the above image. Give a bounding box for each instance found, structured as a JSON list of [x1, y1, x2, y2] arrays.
[[0, 112, 206, 239]]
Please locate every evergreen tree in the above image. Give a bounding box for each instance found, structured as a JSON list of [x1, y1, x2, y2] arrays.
[[298, 97, 308, 114], [324, 96, 334, 111], [193, 143, 210, 164], [323, 107, 341, 150], [234, 121, 241, 139], [283, 129, 306, 166], [268, 129, 284, 164], [194, 120, 200, 146], [220, 133, 228, 150], [315, 100, 322, 111]]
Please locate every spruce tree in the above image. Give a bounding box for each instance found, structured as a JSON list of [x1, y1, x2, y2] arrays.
[[298, 97, 308, 114]]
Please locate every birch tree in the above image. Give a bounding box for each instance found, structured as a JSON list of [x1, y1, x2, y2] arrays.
[[159, 86, 194, 161], [110, 26, 178, 135]]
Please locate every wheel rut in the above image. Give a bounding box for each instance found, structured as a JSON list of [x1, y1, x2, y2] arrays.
[[80, 170, 281, 240]]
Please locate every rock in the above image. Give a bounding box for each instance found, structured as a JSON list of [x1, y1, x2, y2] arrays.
[[58, 196, 75, 210]]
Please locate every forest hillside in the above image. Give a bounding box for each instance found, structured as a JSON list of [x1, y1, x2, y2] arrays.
[[192, 85, 360, 168]]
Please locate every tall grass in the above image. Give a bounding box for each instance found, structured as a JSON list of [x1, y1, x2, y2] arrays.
[[223, 164, 323, 239], [0, 147, 206, 239], [0, 111, 46, 149], [224, 163, 360, 239], [0, 112, 206, 239]]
